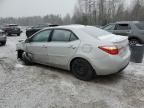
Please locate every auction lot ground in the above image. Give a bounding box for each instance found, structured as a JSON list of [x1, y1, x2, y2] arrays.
[[0, 30, 144, 108]]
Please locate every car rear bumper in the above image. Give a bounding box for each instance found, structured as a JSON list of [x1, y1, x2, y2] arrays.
[[90, 50, 131, 75], [0, 36, 7, 42]]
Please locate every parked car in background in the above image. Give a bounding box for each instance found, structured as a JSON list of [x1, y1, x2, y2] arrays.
[[0, 29, 7, 46], [26, 23, 58, 38], [2, 24, 22, 36], [16, 25, 130, 81], [102, 21, 144, 45]]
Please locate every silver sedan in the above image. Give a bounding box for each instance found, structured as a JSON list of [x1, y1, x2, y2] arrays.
[[16, 25, 130, 81]]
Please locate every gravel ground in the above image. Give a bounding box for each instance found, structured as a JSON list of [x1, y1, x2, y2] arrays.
[[0, 30, 144, 108]]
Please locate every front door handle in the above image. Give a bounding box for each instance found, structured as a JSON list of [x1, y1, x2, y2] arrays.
[[68, 45, 73, 48], [42, 45, 47, 48]]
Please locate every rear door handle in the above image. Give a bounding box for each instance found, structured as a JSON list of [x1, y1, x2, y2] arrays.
[[68, 45, 77, 49]]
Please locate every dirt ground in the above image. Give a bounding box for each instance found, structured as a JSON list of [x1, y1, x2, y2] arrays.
[[0, 29, 144, 108]]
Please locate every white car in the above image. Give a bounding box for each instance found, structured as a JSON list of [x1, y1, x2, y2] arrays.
[[16, 25, 130, 81]]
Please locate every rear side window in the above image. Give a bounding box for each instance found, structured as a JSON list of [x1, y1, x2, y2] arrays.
[[51, 29, 78, 42], [135, 23, 144, 30], [9, 25, 18, 28], [70, 33, 78, 41], [115, 24, 131, 30]]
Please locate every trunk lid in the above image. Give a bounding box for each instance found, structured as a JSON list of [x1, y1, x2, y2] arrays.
[[98, 34, 129, 57]]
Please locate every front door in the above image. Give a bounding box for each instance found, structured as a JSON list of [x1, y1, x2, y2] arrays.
[[26, 29, 52, 63]]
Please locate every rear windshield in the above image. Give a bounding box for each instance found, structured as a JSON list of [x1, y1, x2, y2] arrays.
[[80, 26, 111, 37], [4, 25, 18, 28], [135, 23, 144, 30], [10, 25, 18, 27]]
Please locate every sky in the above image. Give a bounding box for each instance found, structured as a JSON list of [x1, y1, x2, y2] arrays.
[[0, 0, 77, 18]]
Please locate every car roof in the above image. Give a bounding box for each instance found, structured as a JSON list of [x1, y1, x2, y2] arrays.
[[43, 24, 112, 42], [45, 24, 87, 30], [5, 24, 18, 26], [115, 21, 142, 24]]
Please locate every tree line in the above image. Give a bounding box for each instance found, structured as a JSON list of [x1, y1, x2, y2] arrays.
[[0, 0, 144, 26], [73, 0, 144, 25]]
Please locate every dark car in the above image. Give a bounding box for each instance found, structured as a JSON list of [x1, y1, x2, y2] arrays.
[[102, 21, 144, 45], [2, 24, 22, 36], [26, 24, 58, 38], [0, 29, 7, 46]]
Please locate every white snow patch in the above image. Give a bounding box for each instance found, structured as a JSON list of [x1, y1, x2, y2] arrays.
[[15, 64, 24, 68], [60, 80, 78, 95]]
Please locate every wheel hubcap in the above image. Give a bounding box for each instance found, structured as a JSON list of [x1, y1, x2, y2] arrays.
[[130, 40, 138, 45], [73, 61, 89, 76]]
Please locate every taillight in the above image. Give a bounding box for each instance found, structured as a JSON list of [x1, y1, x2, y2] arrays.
[[98, 46, 119, 55], [5, 27, 11, 30]]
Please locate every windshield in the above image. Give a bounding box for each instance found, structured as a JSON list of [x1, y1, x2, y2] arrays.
[[135, 23, 144, 30], [80, 26, 111, 38]]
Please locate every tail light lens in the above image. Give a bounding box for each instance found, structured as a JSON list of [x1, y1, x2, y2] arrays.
[[5, 27, 11, 31], [98, 46, 119, 55]]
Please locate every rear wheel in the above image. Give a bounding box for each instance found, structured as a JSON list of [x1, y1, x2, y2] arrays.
[[71, 58, 95, 81], [129, 39, 140, 45]]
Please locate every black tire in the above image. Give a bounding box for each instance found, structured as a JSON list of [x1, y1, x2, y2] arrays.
[[22, 52, 33, 65], [71, 58, 95, 81], [129, 39, 140, 45], [6, 33, 9, 36], [1, 41, 6, 46], [17, 33, 20, 36]]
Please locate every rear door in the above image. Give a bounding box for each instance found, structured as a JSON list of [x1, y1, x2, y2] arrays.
[[26, 29, 52, 63], [46, 29, 80, 68], [113, 24, 131, 36]]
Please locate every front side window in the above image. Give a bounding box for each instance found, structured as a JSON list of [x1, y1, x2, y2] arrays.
[[51, 30, 71, 42], [115, 24, 131, 30], [31, 30, 51, 42]]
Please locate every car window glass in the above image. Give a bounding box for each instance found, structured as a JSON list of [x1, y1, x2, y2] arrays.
[[51, 30, 71, 42], [70, 33, 78, 41], [135, 23, 144, 30], [31, 30, 51, 42], [115, 24, 130, 30], [103, 24, 115, 30]]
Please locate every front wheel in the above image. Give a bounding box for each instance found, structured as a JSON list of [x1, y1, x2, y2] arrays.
[[71, 58, 95, 81], [17, 33, 20, 36], [22, 52, 33, 65]]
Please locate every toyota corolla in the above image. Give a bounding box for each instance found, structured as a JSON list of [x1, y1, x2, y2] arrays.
[[16, 25, 130, 81]]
